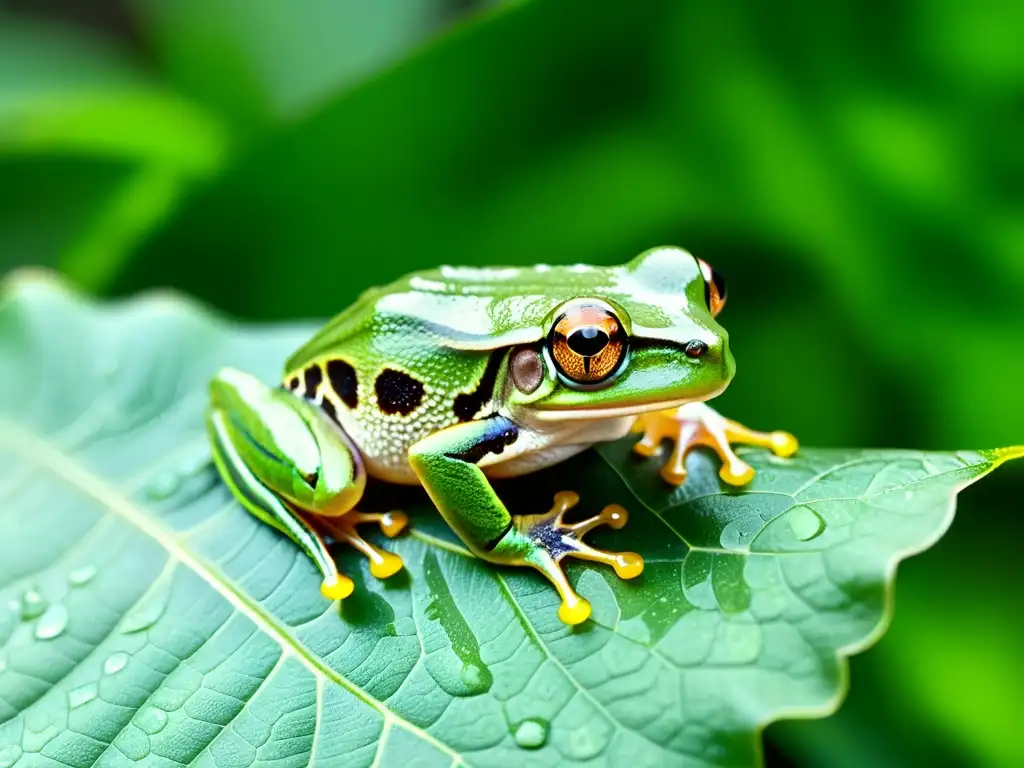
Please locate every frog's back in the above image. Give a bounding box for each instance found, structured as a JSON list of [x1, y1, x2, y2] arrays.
[[287, 263, 607, 367], [278, 254, 697, 482]]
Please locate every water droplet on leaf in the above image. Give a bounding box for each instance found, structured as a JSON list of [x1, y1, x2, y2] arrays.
[[787, 506, 826, 542], [34, 604, 68, 639], [135, 705, 168, 735], [121, 579, 171, 633], [19, 589, 47, 620], [104, 652, 129, 675], [68, 566, 97, 586], [146, 473, 180, 500], [68, 683, 98, 708], [116, 727, 151, 760], [514, 719, 549, 749], [460, 663, 484, 690]]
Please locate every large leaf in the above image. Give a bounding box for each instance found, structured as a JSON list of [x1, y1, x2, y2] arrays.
[[0, 272, 1018, 766]]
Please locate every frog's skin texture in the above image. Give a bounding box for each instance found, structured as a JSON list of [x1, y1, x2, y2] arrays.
[[207, 247, 797, 624]]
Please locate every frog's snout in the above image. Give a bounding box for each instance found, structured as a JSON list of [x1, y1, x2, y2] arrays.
[[684, 333, 735, 388]]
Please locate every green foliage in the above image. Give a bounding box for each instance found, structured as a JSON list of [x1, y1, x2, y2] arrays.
[[0, 273, 1018, 765], [0, 14, 225, 290]]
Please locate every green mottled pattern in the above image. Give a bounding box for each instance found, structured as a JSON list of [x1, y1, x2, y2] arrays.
[[0, 273, 1016, 767]]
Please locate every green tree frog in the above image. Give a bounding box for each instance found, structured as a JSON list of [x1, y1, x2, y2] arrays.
[[207, 247, 797, 625]]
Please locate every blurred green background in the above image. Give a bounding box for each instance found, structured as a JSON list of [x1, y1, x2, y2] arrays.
[[2, 0, 1022, 764]]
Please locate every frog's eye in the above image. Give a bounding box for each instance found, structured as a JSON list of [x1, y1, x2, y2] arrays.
[[697, 257, 727, 316], [549, 304, 627, 386]]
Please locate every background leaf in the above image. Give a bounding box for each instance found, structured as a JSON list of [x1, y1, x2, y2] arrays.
[[0, 14, 225, 291], [0, 273, 1017, 766], [128, 0, 507, 131]]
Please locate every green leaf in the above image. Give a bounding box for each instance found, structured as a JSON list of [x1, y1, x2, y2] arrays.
[[0, 15, 225, 171], [0, 272, 1018, 766], [130, 0, 508, 130]]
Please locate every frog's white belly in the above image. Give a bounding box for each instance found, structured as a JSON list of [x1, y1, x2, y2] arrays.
[[482, 414, 635, 478], [353, 412, 636, 484]]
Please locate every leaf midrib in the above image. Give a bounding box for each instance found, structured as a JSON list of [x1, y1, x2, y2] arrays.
[[0, 417, 459, 764]]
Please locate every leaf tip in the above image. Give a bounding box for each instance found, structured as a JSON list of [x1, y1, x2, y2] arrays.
[[985, 445, 1024, 467]]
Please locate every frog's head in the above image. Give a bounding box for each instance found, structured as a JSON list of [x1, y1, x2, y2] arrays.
[[505, 246, 734, 421]]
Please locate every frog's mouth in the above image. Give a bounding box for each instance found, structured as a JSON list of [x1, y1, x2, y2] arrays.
[[530, 387, 727, 422]]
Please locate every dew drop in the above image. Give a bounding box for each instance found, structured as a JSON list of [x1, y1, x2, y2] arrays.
[[787, 506, 826, 542], [34, 604, 68, 640], [513, 718, 549, 750], [116, 727, 151, 760], [68, 682, 98, 708], [68, 566, 97, 586], [146, 472, 181, 500], [0, 745, 22, 768], [460, 663, 484, 691], [121, 579, 171, 634], [135, 705, 168, 735], [19, 589, 47, 620], [104, 652, 129, 675]]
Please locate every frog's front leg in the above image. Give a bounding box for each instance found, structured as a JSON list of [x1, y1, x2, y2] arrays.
[[207, 368, 406, 600], [409, 416, 642, 626], [632, 402, 798, 486]]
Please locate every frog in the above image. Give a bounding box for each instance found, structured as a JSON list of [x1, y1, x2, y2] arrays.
[[207, 246, 797, 625]]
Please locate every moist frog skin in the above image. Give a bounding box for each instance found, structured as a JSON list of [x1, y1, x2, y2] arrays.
[[207, 246, 798, 625]]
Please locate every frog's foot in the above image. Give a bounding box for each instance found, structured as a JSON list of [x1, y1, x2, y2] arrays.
[[500, 491, 643, 626], [632, 402, 798, 486], [317, 511, 408, 580]]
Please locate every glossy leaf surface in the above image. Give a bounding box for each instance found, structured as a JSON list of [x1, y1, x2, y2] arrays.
[[0, 273, 1017, 766]]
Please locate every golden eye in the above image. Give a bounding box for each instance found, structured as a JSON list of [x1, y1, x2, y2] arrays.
[[697, 257, 727, 316], [549, 304, 627, 385]]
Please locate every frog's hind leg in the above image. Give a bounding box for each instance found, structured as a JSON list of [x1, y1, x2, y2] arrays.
[[316, 511, 408, 580], [207, 410, 354, 601], [633, 402, 798, 486], [513, 492, 643, 625]]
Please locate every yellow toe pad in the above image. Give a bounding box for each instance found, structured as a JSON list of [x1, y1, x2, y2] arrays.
[[320, 576, 355, 601], [370, 552, 404, 579]]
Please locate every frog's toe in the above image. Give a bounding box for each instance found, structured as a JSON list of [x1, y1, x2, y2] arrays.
[[318, 514, 406, 580], [320, 574, 355, 601], [346, 510, 409, 539], [513, 492, 644, 625], [634, 403, 798, 488]]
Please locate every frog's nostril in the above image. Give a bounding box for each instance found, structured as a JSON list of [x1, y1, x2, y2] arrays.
[[684, 340, 708, 359]]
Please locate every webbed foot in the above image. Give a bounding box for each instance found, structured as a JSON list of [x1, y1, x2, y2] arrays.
[[632, 402, 798, 486], [316, 511, 408, 580], [496, 491, 643, 626]]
